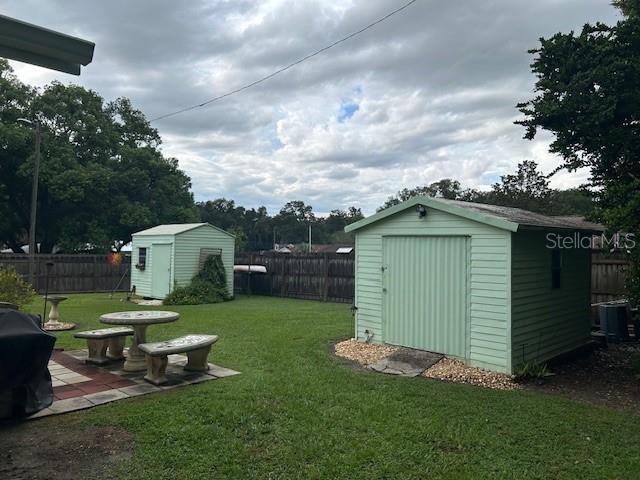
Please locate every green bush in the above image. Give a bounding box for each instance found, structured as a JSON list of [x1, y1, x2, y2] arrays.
[[514, 361, 549, 381], [0, 266, 35, 307], [164, 255, 230, 305]]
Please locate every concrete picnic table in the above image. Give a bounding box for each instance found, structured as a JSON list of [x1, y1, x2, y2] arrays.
[[99, 311, 179, 372]]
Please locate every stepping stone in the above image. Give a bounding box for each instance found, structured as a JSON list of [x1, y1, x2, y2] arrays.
[[206, 364, 241, 378], [83, 389, 129, 405], [49, 397, 93, 414], [118, 383, 162, 397], [369, 348, 443, 377]]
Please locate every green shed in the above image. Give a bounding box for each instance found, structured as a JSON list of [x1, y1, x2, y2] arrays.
[[130, 223, 235, 300], [345, 197, 602, 374]]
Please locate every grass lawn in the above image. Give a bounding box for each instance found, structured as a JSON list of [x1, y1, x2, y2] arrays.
[[20, 293, 640, 479]]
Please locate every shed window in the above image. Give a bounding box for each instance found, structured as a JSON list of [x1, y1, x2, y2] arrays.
[[551, 248, 562, 289], [137, 247, 147, 269]]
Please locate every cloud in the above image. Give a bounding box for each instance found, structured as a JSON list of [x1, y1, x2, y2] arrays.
[[3, 0, 620, 214]]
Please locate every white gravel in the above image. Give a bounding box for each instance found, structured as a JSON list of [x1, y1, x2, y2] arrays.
[[334, 339, 398, 366], [335, 339, 519, 391], [422, 357, 520, 391]]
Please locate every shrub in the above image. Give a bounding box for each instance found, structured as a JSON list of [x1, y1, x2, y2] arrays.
[[514, 361, 549, 381], [0, 266, 35, 307], [164, 255, 230, 305]]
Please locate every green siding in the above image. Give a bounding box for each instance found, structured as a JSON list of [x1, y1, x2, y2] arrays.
[[510, 231, 591, 368], [130, 234, 175, 298], [354, 207, 511, 373], [173, 226, 235, 296], [131, 224, 235, 299]]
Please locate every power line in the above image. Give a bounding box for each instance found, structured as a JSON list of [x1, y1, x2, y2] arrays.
[[150, 0, 419, 123]]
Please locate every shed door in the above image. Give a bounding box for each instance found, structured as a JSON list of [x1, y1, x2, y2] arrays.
[[151, 243, 171, 299], [383, 236, 467, 357]]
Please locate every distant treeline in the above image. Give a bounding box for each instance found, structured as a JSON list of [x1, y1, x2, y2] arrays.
[[199, 160, 595, 252]]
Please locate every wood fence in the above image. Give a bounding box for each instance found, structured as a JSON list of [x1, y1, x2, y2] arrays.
[[0, 250, 630, 303], [236, 250, 631, 305], [234, 253, 355, 303], [0, 254, 130, 294], [591, 251, 629, 303]]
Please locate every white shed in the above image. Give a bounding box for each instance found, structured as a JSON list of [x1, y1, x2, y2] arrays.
[[130, 223, 235, 299]]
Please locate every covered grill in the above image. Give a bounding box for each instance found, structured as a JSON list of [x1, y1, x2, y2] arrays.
[[0, 309, 56, 418]]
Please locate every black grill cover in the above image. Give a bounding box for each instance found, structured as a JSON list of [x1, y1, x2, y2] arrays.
[[0, 309, 56, 416]]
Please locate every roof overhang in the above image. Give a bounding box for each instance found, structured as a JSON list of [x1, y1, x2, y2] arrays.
[[132, 223, 236, 239], [0, 14, 94, 75], [345, 197, 520, 233]]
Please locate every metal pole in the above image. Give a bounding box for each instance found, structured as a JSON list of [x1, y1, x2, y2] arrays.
[[42, 261, 53, 329], [308, 224, 312, 253], [28, 121, 41, 287]]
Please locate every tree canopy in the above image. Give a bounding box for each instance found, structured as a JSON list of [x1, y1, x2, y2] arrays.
[[197, 199, 363, 251], [377, 161, 594, 216], [0, 60, 197, 252], [517, 0, 640, 301]]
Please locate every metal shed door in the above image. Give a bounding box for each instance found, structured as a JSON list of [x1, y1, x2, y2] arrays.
[[151, 243, 171, 299], [383, 236, 467, 357]]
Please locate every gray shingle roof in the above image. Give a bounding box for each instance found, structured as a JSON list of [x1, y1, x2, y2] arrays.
[[437, 200, 604, 231], [345, 196, 604, 233]]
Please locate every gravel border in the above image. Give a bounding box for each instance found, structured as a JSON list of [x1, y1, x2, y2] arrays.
[[334, 339, 519, 391], [422, 357, 520, 391], [334, 339, 398, 366]]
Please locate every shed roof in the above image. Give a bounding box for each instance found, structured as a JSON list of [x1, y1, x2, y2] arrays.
[[345, 197, 605, 233], [132, 223, 234, 238]]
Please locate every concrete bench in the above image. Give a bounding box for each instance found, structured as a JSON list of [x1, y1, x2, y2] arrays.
[[74, 327, 134, 365], [138, 334, 218, 385]]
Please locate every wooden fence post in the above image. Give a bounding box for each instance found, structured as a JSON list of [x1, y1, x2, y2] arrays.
[[322, 253, 330, 302]]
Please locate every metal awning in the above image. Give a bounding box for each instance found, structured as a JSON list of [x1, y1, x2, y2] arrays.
[[0, 14, 94, 75]]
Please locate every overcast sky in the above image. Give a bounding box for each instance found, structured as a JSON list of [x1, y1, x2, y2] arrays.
[[4, 1, 619, 215]]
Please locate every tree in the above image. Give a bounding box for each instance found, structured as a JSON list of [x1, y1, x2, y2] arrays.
[[279, 201, 315, 223], [198, 198, 240, 231], [482, 160, 552, 213], [273, 201, 315, 246], [516, 0, 640, 302], [0, 60, 36, 252], [0, 60, 197, 252], [378, 178, 463, 211], [548, 188, 594, 216], [321, 207, 364, 243]]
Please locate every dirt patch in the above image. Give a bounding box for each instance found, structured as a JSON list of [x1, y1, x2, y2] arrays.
[[0, 420, 132, 480], [523, 343, 640, 414], [422, 358, 520, 391], [335, 339, 399, 366]]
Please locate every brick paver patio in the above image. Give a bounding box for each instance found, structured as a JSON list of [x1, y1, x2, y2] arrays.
[[29, 349, 240, 419]]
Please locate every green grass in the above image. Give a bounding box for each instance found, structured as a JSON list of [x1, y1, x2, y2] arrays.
[[25, 294, 640, 479]]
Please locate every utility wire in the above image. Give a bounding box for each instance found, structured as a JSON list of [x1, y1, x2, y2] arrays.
[[150, 0, 419, 122]]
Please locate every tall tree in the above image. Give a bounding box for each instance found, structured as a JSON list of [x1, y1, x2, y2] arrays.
[[516, 0, 640, 302], [378, 178, 463, 211], [0, 60, 197, 252], [481, 160, 553, 213], [274, 200, 315, 246]]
